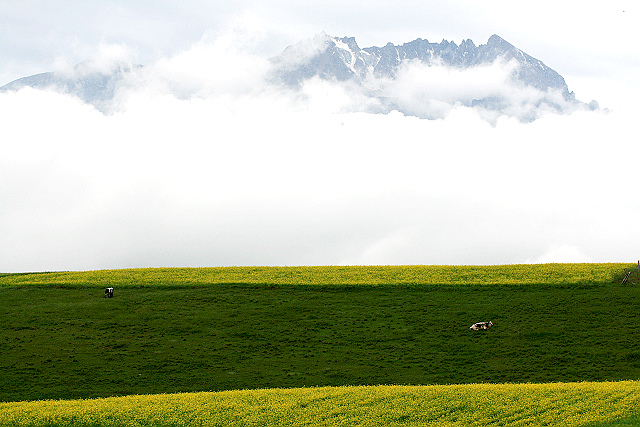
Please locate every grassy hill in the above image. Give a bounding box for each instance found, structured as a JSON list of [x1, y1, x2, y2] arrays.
[[1, 382, 639, 426], [0, 263, 631, 287], [1, 263, 638, 404]]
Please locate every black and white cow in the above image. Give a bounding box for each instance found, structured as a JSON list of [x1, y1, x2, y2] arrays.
[[469, 321, 493, 331]]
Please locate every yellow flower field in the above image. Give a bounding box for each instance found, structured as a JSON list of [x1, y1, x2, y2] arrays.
[[0, 263, 633, 287], [1, 381, 638, 426]]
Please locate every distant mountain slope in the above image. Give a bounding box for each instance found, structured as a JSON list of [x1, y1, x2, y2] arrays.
[[269, 33, 598, 121], [0, 61, 141, 113], [271, 32, 570, 95], [1, 33, 597, 121]]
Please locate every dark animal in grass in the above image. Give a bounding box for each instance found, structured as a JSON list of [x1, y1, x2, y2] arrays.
[[469, 321, 493, 331]]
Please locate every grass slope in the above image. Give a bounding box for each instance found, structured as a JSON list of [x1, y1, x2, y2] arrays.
[[0, 263, 631, 287], [1, 264, 638, 403], [1, 381, 639, 426]]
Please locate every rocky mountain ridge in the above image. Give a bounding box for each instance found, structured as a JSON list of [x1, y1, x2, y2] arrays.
[[1, 61, 141, 113], [272, 32, 571, 96], [1, 33, 597, 121]]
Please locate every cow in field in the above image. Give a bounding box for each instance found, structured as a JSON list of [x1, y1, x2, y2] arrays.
[[469, 321, 493, 331]]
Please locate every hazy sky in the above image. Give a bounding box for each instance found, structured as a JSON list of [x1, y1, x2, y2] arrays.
[[1, 1, 639, 272]]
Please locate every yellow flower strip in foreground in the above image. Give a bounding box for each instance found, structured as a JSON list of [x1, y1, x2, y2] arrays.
[[1, 381, 639, 426], [0, 263, 632, 287]]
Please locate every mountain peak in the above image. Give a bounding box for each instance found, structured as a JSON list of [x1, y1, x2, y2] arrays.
[[487, 34, 507, 44], [271, 34, 567, 91], [336, 36, 360, 52], [460, 39, 476, 48], [268, 33, 594, 121], [486, 34, 518, 53], [1, 33, 596, 122]]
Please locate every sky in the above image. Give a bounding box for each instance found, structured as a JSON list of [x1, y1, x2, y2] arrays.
[[1, 1, 639, 272]]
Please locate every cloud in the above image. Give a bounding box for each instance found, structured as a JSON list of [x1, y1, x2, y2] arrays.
[[55, 42, 138, 76], [373, 59, 520, 115], [1, 31, 639, 272], [527, 245, 593, 264], [359, 59, 590, 122]]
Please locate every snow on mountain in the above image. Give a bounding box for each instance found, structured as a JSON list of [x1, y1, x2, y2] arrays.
[[273, 33, 570, 92], [1, 33, 597, 121]]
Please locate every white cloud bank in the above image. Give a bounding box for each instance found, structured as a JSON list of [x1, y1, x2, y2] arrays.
[[358, 58, 586, 122], [1, 34, 639, 272], [527, 245, 593, 264]]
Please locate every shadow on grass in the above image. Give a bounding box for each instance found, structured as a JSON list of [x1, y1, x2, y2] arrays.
[[590, 415, 640, 426]]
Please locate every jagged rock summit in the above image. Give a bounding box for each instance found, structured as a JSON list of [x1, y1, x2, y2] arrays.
[[1, 32, 597, 121], [271, 32, 571, 97], [270, 32, 597, 121]]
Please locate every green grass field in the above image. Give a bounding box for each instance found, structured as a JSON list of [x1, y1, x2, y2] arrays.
[[1, 264, 639, 425]]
